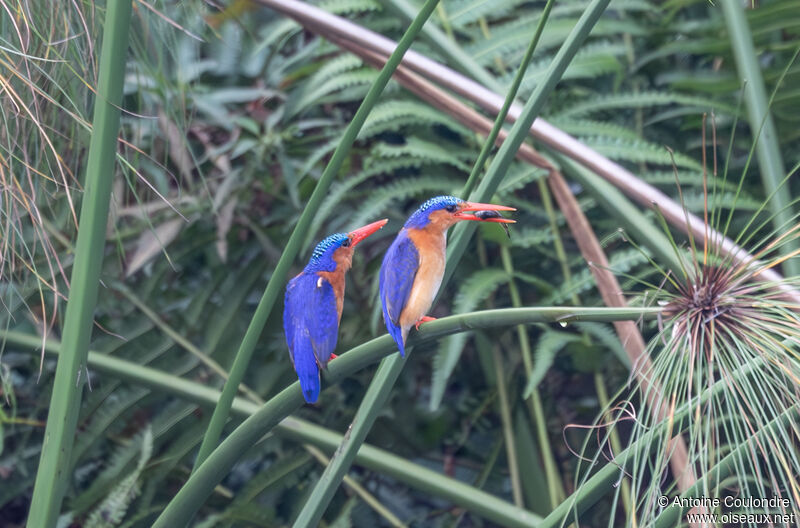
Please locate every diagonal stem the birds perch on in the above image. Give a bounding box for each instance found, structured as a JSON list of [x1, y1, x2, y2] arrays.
[[149, 306, 658, 528]]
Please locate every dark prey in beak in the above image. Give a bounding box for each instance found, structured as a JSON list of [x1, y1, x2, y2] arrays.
[[475, 210, 512, 238]]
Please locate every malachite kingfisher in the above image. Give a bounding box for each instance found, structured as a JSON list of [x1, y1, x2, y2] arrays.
[[379, 196, 515, 356], [284, 219, 388, 403]]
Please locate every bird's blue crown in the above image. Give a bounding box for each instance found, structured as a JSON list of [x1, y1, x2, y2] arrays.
[[405, 195, 464, 228], [307, 232, 349, 271]]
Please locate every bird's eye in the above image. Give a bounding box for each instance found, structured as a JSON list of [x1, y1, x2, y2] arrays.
[[342, 238, 351, 247], [445, 204, 457, 213]]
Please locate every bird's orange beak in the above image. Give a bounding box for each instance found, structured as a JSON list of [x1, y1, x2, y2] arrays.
[[454, 202, 516, 223], [348, 219, 389, 247]]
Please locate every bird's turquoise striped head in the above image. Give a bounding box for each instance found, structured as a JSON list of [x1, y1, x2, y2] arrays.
[[405, 195, 464, 229], [306, 232, 349, 272]]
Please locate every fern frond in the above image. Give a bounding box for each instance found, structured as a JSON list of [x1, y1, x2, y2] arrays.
[[545, 249, 649, 304], [445, 0, 526, 28], [348, 175, 460, 227], [641, 170, 732, 189], [511, 41, 626, 93], [371, 137, 471, 172], [509, 227, 554, 249], [553, 91, 738, 118], [578, 136, 703, 170], [522, 330, 580, 398], [573, 322, 628, 366], [299, 69, 378, 110], [84, 428, 153, 528], [552, 0, 658, 16], [71, 386, 150, 473], [547, 118, 642, 141], [497, 165, 546, 194], [359, 100, 467, 138], [467, 18, 646, 67], [320, 0, 381, 15]]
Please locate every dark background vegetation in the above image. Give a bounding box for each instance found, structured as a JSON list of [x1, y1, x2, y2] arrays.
[[1, 0, 798, 526]]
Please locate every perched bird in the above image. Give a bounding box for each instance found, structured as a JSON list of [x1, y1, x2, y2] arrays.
[[284, 219, 388, 403], [379, 196, 515, 355]]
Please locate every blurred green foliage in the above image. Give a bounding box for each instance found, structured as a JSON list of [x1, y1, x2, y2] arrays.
[[1, 0, 798, 526]]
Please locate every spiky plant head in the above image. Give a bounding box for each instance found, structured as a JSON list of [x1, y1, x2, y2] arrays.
[[576, 120, 800, 526]]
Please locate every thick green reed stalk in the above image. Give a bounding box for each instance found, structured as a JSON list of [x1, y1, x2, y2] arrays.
[[193, 0, 443, 469], [27, 2, 133, 526], [294, 0, 612, 524], [720, 0, 798, 277], [150, 307, 654, 528], [459, 0, 555, 198], [443, 0, 612, 286]]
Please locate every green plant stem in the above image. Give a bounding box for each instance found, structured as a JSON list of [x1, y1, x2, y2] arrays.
[[719, 0, 798, 278], [193, 0, 444, 470], [443, 0, 612, 289], [490, 344, 524, 507], [435, 3, 454, 42], [303, 445, 407, 528], [537, 179, 574, 298], [145, 307, 653, 527], [501, 246, 565, 508], [292, 352, 409, 528], [26, 2, 133, 526], [460, 0, 556, 198]]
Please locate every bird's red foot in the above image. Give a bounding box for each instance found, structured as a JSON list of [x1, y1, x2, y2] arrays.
[[415, 316, 437, 330], [329, 353, 338, 360]]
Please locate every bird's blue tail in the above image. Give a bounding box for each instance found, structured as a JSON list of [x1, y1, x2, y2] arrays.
[[293, 343, 320, 403], [380, 300, 406, 357]]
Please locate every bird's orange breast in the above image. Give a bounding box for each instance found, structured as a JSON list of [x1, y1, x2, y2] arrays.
[[317, 270, 345, 321], [398, 228, 446, 330]]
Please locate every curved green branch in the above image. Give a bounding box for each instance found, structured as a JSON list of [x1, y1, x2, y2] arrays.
[[152, 306, 657, 527]]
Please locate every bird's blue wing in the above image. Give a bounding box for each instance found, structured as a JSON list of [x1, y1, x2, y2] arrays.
[[283, 273, 339, 403], [379, 231, 419, 356], [307, 275, 339, 369]]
